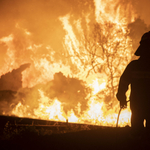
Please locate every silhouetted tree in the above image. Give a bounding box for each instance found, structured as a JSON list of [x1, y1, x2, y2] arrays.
[[65, 21, 134, 109]]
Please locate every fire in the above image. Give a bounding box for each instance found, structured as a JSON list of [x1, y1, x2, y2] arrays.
[[0, 0, 138, 127], [94, 0, 136, 24], [11, 89, 131, 127], [91, 78, 106, 95]]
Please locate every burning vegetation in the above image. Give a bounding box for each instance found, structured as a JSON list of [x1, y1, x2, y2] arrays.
[[0, 0, 150, 127]]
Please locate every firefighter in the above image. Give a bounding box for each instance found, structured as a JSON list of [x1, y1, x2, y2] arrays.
[[116, 31, 150, 137]]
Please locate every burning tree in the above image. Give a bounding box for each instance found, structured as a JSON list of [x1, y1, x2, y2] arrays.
[[1, 0, 146, 126], [87, 22, 134, 107], [62, 19, 133, 110]]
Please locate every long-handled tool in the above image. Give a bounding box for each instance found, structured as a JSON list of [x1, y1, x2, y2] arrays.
[[116, 107, 123, 127], [116, 100, 130, 127]]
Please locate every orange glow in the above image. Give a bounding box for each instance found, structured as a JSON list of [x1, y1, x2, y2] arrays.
[[0, 0, 137, 127], [10, 90, 131, 127], [91, 78, 106, 95]]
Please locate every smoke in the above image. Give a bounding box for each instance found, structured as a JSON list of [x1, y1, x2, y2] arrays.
[[0, 63, 30, 91], [0, 0, 95, 78], [132, 0, 150, 25], [0, 0, 93, 51], [0, 71, 90, 117], [108, 0, 150, 25], [0, 0, 149, 67], [0, 63, 30, 115], [0, 0, 150, 39]]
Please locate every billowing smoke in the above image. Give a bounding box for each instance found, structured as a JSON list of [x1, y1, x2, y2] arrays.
[[0, 70, 90, 117], [132, 0, 150, 25], [0, 63, 30, 114], [0, 0, 94, 54]]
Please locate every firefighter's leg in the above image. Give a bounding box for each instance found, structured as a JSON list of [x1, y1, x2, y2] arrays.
[[131, 111, 144, 137], [145, 117, 150, 139]]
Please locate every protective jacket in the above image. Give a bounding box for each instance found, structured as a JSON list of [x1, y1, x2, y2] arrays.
[[116, 57, 150, 117]]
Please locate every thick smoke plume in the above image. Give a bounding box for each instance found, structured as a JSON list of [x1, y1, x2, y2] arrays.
[[0, 71, 90, 117]]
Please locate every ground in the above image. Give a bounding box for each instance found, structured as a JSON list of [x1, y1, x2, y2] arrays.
[[0, 116, 150, 150], [0, 127, 150, 150]]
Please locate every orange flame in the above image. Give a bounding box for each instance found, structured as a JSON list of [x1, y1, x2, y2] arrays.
[[1, 1, 137, 127]]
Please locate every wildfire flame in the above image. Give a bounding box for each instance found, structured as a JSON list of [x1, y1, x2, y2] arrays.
[[0, 0, 139, 127]]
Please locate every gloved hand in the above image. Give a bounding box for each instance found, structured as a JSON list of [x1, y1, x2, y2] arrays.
[[120, 100, 127, 109]]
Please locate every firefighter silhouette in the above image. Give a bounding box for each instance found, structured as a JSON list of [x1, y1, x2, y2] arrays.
[[116, 31, 150, 137]]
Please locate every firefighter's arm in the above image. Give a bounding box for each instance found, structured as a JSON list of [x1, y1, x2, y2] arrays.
[[116, 79, 129, 108], [116, 63, 132, 108]]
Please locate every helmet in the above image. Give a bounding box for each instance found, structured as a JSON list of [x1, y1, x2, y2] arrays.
[[134, 31, 150, 56]]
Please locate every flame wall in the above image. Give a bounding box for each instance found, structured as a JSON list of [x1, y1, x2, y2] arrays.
[[0, 0, 150, 127]]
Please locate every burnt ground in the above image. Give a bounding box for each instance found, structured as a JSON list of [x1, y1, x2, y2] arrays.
[[1, 127, 150, 150], [0, 116, 150, 150]]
